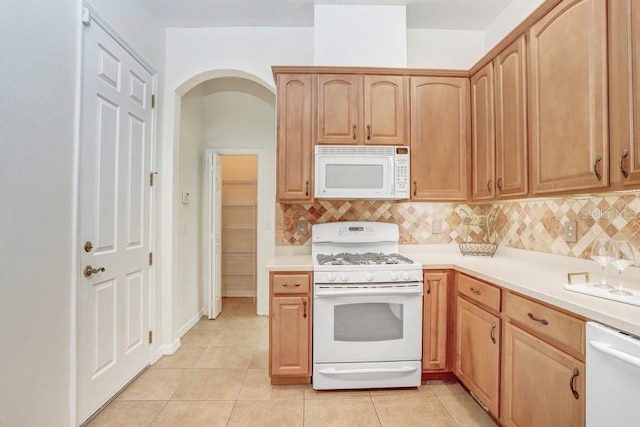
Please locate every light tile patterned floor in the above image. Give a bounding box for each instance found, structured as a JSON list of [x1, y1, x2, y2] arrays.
[[88, 298, 498, 426]]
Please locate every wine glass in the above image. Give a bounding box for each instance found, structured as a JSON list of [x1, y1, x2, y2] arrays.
[[610, 240, 635, 296], [589, 238, 615, 289]]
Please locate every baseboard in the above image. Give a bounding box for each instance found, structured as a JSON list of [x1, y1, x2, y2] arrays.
[[150, 310, 202, 365], [177, 308, 204, 338]]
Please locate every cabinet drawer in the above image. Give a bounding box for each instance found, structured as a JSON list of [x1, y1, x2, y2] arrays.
[[457, 274, 501, 313], [272, 273, 311, 294], [505, 292, 585, 359]]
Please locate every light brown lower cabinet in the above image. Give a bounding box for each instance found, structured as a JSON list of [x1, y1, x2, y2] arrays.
[[269, 272, 312, 384], [422, 271, 450, 372], [455, 297, 501, 417], [502, 323, 585, 427]]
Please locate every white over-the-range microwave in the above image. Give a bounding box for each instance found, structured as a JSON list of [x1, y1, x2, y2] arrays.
[[314, 145, 410, 200]]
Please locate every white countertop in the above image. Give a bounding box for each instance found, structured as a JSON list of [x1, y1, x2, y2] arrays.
[[266, 244, 640, 337]]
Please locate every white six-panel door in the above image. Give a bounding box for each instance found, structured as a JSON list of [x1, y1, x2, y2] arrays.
[[77, 12, 153, 424]]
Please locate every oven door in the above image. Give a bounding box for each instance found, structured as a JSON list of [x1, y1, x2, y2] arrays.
[[313, 283, 423, 363]]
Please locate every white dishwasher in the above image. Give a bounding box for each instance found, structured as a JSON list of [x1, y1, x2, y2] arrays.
[[586, 322, 640, 427]]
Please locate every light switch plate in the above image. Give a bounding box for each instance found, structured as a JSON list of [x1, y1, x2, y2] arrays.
[[564, 221, 577, 243], [297, 220, 308, 235]]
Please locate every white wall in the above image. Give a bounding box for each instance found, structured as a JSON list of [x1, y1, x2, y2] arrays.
[[484, 0, 546, 51], [314, 5, 407, 67], [176, 86, 205, 332], [0, 1, 79, 425], [162, 27, 313, 334], [408, 29, 485, 69]]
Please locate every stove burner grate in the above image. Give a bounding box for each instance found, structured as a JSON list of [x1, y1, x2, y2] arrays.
[[316, 252, 414, 266]]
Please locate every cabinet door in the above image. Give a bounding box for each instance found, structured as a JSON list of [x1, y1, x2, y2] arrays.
[[317, 74, 361, 144], [363, 75, 409, 145], [609, 0, 640, 186], [423, 271, 449, 371], [410, 77, 470, 201], [271, 296, 310, 377], [528, 0, 608, 194], [471, 63, 496, 201], [276, 74, 313, 202], [456, 297, 501, 417], [495, 36, 528, 198], [502, 323, 585, 427]]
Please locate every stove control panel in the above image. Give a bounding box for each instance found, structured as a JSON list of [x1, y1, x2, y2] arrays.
[[314, 269, 422, 284]]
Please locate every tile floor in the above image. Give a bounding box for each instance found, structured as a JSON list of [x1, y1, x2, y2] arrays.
[[88, 298, 498, 426]]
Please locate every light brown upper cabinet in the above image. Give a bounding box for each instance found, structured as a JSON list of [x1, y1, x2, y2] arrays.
[[471, 63, 496, 201], [528, 0, 608, 194], [410, 77, 470, 201], [317, 74, 409, 145], [609, 0, 640, 187], [494, 36, 528, 198], [472, 36, 528, 202], [276, 74, 314, 202]]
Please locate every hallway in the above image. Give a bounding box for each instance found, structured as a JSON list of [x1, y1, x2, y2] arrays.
[[88, 298, 497, 426]]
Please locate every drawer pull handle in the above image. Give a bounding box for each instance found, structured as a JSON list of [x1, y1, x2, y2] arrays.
[[487, 180, 492, 193], [470, 287, 482, 296], [304, 180, 309, 197], [527, 312, 549, 325], [283, 283, 301, 287], [569, 367, 580, 399], [303, 300, 307, 318], [413, 181, 417, 197], [496, 176, 503, 192], [352, 125, 357, 140], [490, 322, 497, 344], [367, 124, 371, 140]]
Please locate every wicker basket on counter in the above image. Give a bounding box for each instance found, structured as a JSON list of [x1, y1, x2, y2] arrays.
[[458, 209, 498, 257]]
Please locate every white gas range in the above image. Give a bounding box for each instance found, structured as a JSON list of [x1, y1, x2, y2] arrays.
[[311, 221, 423, 390]]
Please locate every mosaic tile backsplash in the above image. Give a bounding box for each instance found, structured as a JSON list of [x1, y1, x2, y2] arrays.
[[275, 192, 640, 259]]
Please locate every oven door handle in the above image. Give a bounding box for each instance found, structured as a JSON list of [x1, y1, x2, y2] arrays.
[[315, 288, 423, 297], [317, 366, 418, 375]]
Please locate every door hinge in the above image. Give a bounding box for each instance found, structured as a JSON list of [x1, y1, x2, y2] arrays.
[[148, 330, 153, 344], [151, 94, 156, 108], [149, 252, 153, 266], [150, 171, 157, 186], [81, 7, 91, 26]]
